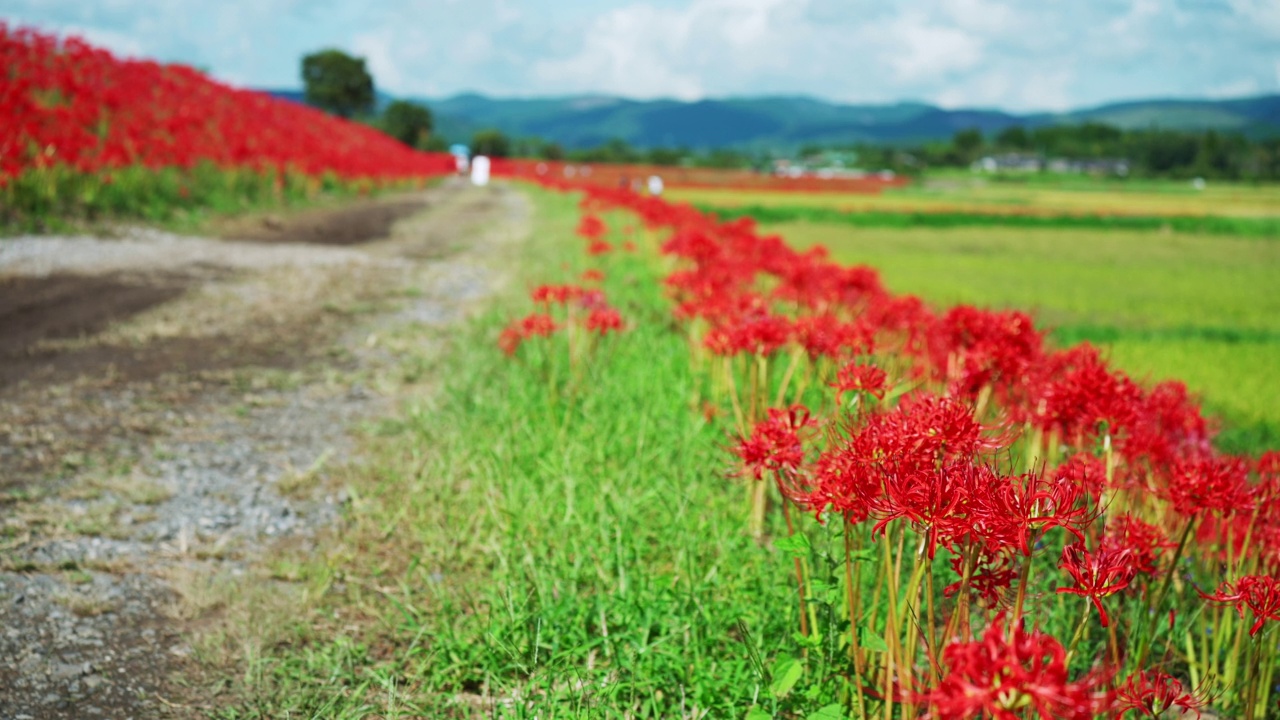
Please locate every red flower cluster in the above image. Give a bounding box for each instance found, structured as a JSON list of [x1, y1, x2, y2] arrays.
[[1056, 542, 1136, 627], [500, 283, 627, 356], [914, 616, 1110, 719], [1200, 575, 1280, 636], [1, 24, 455, 182], [1114, 670, 1207, 719], [732, 405, 816, 483]]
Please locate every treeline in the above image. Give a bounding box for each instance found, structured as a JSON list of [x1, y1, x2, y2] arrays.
[[447, 123, 1280, 180], [296, 50, 1279, 180], [876, 123, 1280, 180]]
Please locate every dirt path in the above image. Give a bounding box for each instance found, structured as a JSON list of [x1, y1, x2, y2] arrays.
[[0, 179, 530, 719]]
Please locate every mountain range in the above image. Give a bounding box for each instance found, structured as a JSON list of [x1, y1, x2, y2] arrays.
[[265, 90, 1280, 150]]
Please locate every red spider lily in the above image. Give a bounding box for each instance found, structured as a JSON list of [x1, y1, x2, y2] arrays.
[[732, 405, 816, 484], [1029, 345, 1143, 443], [1051, 453, 1109, 497], [1103, 515, 1174, 576], [830, 362, 887, 401], [1114, 669, 1207, 719], [1164, 455, 1254, 518], [584, 307, 624, 335], [497, 326, 523, 357], [497, 313, 559, 356], [703, 311, 793, 357], [913, 614, 1111, 719], [1056, 542, 1136, 627], [580, 269, 606, 284], [803, 396, 1012, 543], [927, 305, 1044, 400], [587, 240, 614, 255], [1199, 575, 1280, 636], [576, 213, 607, 241], [944, 552, 1019, 607], [530, 284, 583, 306], [971, 470, 1095, 557]]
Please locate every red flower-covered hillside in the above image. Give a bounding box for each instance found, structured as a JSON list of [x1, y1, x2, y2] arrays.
[[0, 24, 454, 183]]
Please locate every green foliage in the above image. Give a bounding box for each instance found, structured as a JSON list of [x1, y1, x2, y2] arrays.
[[471, 128, 512, 158], [0, 163, 380, 233], [419, 134, 450, 153], [380, 100, 433, 148], [951, 127, 984, 163], [301, 49, 375, 119]]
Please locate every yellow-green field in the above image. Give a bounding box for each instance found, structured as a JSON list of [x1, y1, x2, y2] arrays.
[[763, 220, 1280, 452], [669, 180, 1280, 218]]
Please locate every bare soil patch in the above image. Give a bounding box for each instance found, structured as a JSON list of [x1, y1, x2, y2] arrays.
[[215, 195, 428, 245], [0, 273, 188, 359]]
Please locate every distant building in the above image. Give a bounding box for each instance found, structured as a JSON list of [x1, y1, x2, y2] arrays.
[[974, 153, 1130, 177], [972, 153, 1044, 173], [773, 151, 875, 179]]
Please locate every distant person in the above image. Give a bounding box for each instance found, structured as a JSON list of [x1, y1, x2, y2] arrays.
[[471, 156, 491, 186], [648, 175, 664, 196], [450, 143, 470, 175]]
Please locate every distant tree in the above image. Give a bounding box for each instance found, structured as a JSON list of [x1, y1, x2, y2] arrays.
[[421, 134, 450, 153], [302, 49, 374, 119], [471, 129, 511, 158], [540, 142, 565, 161], [380, 100, 433, 148], [646, 147, 684, 166], [995, 125, 1031, 150], [952, 127, 984, 154]]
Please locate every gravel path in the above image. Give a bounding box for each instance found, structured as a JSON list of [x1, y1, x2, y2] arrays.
[[0, 179, 530, 718]]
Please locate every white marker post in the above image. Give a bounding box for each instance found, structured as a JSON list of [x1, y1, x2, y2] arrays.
[[647, 175, 664, 196], [470, 155, 491, 186]]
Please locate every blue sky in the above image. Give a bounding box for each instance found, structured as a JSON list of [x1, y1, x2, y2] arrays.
[[4, 0, 1279, 111]]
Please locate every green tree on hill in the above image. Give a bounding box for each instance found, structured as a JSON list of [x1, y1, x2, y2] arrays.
[[381, 100, 433, 148], [302, 49, 374, 119], [952, 127, 985, 163]]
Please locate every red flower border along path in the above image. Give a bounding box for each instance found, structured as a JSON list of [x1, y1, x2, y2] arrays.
[[500, 180, 1279, 719]]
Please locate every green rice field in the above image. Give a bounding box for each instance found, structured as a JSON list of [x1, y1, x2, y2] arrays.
[[751, 220, 1279, 453]]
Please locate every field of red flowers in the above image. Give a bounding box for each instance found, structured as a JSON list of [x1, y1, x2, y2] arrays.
[[498, 181, 1280, 718], [0, 24, 455, 181], [0, 24, 458, 226]]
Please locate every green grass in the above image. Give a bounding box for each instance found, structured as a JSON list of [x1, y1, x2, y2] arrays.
[[766, 221, 1280, 454], [218, 189, 844, 717], [700, 204, 1280, 238], [668, 180, 1280, 219], [0, 163, 422, 235]]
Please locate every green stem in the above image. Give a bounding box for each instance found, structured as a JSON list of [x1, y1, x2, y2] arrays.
[[1136, 516, 1197, 670]]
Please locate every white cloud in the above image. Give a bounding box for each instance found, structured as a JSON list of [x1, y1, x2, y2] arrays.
[[352, 30, 405, 92], [4, 0, 1278, 110], [1206, 78, 1261, 99], [881, 12, 985, 82]]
